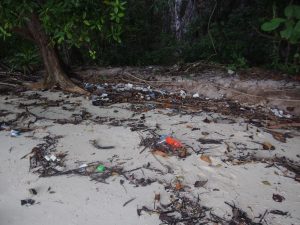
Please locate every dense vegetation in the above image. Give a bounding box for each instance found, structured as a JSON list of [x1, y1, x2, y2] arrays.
[[1, 0, 299, 77]]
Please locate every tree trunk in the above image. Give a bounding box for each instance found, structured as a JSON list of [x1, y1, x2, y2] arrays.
[[25, 14, 87, 94], [169, 0, 196, 41]]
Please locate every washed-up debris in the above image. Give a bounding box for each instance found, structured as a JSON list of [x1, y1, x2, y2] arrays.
[[123, 197, 136, 207], [194, 180, 208, 188], [262, 142, 275, 150], [269, 210, 288, 216], [197, 138, 222, 144], [138, 194, 209, 224], [40, 161, 123, 183], [82, 81, 282, 122], [200, 155, 212, 164], [159, 135, 183, 148], [29, 188, 37, 195], [225, 202, 263, 225], [140, 133, 189, 158], [21, 199, 35, 206], [267, 130, 292, 143], [89, 139, 115, 150], [96, 164, 106, 172], [47, 186, 55, 194], [193, 93, 200, 98], [21, 135, 66, 176], [271, 108, 291, 118], [262, 180, 271, 186], [227, 154, 300, 182], [272, 194, 285, 202], [10, 129, 21, 137]]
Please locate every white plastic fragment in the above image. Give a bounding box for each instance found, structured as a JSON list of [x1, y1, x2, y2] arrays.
[[193, 93, 199, 98], [227, 69, 235, 75], [44, 155, 51, 161], [79, 164, 88, 168], [126, 83, 133, 89], [50, 155, 57, 161], [10, 130, 20, 137], [180, 90, 186, 98], [271, 108, 292, 118], [54, 166, 64, 172], [271, 108, 283, 118]]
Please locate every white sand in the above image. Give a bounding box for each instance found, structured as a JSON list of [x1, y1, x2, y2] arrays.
[[0, 90, 299, 225]]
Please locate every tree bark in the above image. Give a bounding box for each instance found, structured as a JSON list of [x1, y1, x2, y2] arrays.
[[25, 14, 87, 94], [169, 0, 196, 41]]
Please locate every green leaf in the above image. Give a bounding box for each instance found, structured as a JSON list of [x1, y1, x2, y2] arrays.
[[118, 12, 124, 17], [295, 21, 300, 32], [83, 20, 90, 26], [285, 5, 294, 18], [261, 18, 286, 31], [285, 5, 300, 19], [280, 26, 293, 39], [295, 6, 300, 19]]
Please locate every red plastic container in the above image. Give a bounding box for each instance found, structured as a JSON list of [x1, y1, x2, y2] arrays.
[[165, 136, 182, 148]]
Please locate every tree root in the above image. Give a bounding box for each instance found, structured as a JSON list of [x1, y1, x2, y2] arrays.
[[25, 81, 90, 95]]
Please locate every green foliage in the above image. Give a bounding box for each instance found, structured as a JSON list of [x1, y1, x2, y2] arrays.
[[0, 0, 298, 75], [0, 37, 40, 74], [261, 4, 300, 44], [0, 0, 126, 58]]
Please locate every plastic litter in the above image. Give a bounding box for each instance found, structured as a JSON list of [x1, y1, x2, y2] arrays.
[[159, 135, 182, 148], [193, 93, 199, 98], [10, 129, 21, 137], [180, 90, 186, 98], [227, 69, 235, 75], [96, 164, 106, 172], [50, 155, 57, 161], [271, 108, 291, 118]]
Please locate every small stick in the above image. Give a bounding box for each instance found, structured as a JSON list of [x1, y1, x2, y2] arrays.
[[123, 198, 136, 207]]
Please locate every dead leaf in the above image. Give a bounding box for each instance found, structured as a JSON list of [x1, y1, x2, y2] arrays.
[[186, 124, 193, 129], [269, 131, 286, 143], [200, 155, 212, 164], [272, 194, 285, 202], [152, 150, 168, 158], [262, 180, 271, 186], [203, 118, 211, 123], [194, 180, 208, 188], [178, 147, 188, 158], [175, 182, 183, 191], [262, 142, 275, 150], [154, 193, 160, 201]]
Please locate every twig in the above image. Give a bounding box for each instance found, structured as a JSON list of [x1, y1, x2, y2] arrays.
[[0, 82, 18, 87], [123, 197, 136, 207]]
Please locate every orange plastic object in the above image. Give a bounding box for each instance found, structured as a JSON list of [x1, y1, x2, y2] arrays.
[[165, 136, 182, 148]]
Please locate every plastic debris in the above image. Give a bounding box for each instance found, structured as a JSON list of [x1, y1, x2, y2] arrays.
[[227, 69, 235, 75], [165, 136, 182, 148], [96, 164, 106, 172], [180, 90, 186, 98], [271, 108, 292, 118], [193, 93, 199, 98], [158, 135, 182, 148], [50, 155, 57, 161], [10, 129, 21, 137]]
